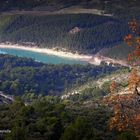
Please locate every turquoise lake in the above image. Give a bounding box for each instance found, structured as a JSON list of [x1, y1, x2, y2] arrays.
[[0, 48, 87, 65]]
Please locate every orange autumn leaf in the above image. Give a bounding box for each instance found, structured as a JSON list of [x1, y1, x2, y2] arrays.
[[108, 19, 140, 137]]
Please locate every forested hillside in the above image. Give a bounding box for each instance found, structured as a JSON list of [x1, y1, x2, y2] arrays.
[[0, 96, 126, 140], [0, 55, 119, 96], [0, 1, 140, 140], [0, 0, 139, 56], [0, 14, 130, 54]]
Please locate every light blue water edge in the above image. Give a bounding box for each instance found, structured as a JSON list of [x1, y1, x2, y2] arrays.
[[0, 48, 87, 65]]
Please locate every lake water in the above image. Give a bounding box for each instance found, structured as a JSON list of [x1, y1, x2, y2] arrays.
[[0, 48, 87, 65]]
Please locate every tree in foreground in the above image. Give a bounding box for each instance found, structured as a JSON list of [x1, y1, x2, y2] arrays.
[[107, 19, 140, 138]]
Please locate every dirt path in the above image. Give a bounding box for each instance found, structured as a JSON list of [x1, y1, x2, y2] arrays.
[[0, 7, 112, 16]]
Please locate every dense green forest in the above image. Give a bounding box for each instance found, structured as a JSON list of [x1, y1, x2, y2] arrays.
[[0, 14, 131, 54], [0, 1, 139, 139], [0, 54, 131, 140], [0, 0, 139, 56], [0, 55, 119, 96], [101, 43, 134, 60], [0, 96, 138, 140]]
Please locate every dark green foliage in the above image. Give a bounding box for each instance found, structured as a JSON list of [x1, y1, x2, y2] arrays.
[[0, 105, 11, 130], [68, 86, 107, 102], [6, 126, 27, 140], [0, 96, 120, 140], [0, 14, 130, 54], [0, 54, 119, 96], [101, 43, 134, 60], [60, 117, 89, 140], [116, 131, 138, 140]]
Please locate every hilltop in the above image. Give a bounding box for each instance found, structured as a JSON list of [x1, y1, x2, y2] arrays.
[[0, 14, 131, 57], [0, 0, 139, 61]]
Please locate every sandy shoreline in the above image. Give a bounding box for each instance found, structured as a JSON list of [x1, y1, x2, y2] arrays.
[[0, 43, 93, 62], [0, 43, 129, 66]]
